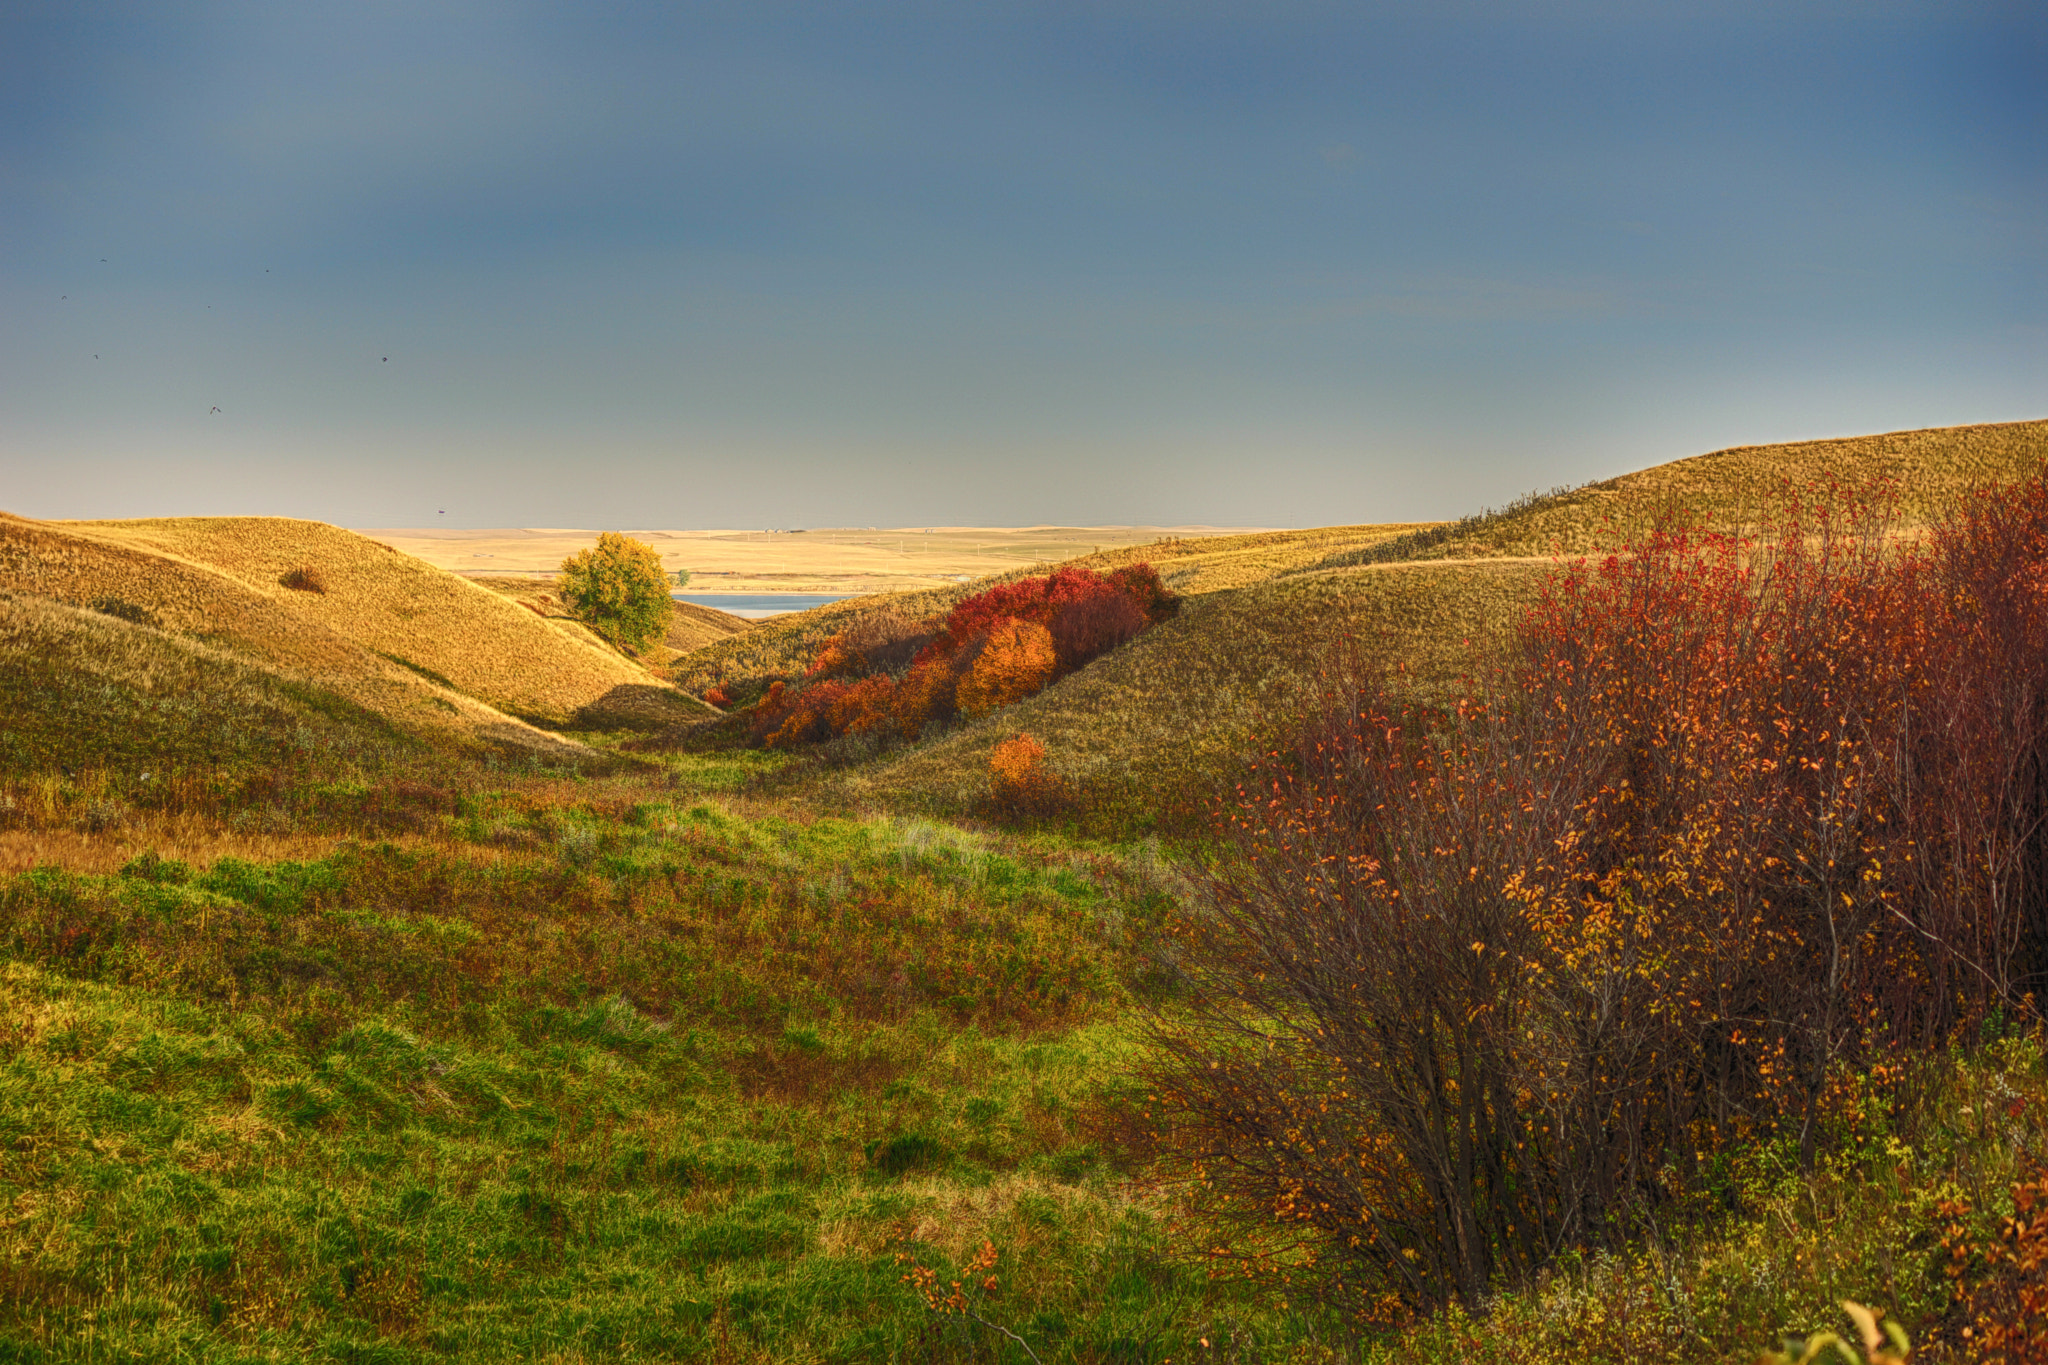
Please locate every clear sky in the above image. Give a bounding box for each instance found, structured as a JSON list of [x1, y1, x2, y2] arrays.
[[5, 1, 2042, 529]]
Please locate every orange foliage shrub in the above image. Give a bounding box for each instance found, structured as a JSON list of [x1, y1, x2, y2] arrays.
[[956, 619, 1058, 718], [828, 674, 898, 735], [988, 733, 1060, 816], [1940, 1166, 2048, 1364], [743, 564, 1176, 751]]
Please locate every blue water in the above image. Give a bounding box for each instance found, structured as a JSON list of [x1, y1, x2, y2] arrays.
[[675, 592, 855, 619]]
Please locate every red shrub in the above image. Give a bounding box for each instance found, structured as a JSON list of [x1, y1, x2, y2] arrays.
[[988, 733, 1062, 816], [749, 563, 1177, 750], [1148, 475, 2048, 1317], [827, 674, 898, 735], [1049, 589, 1149, 670]]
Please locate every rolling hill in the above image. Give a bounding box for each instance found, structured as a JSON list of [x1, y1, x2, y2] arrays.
[[0, 513, 718, 772], [668, 419, 2048, 831]]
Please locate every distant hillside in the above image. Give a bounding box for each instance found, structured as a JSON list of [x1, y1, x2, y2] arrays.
[[1297, 419, 2048, 572], [0, 514, 718, 769], [667, 523, 1426, 697], [666, 419, 2048, 832], [835, 558, 1544, 828]]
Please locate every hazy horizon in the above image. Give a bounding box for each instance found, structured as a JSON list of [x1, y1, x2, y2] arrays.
[[7, 2, 2042, 529]]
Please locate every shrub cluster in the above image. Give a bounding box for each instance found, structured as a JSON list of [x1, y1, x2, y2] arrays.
[[740, 564, 1175, 749], [1146, 477, 2048, 1318]]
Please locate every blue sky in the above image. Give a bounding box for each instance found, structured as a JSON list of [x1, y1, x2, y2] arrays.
[[4, 1, 2042, 528]]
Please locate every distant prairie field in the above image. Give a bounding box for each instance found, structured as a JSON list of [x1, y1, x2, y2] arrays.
[[360, 523, 1332, 594]]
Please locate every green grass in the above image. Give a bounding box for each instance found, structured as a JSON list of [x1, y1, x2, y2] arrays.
[[5, 787, 2040, 1363], [0, 791, 1336, 1363]]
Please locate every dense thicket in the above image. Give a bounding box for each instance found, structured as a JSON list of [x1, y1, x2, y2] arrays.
[[1145, 477, 2048, 1318], [741, 564, 1175, 748]]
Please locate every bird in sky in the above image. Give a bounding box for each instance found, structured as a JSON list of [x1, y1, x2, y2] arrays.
[[382, 357, 388, 362], [209, 406, 221, 415]]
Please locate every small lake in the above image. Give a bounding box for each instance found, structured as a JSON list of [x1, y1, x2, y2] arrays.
[[674, 593, 856, 620]]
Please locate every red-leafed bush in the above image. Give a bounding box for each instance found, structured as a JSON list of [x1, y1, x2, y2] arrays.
[[1145, 475, 2048, 1320], [746, 564, 1176, 751], [1049, 588, 1149, 667], [828, 674, 898, 736]]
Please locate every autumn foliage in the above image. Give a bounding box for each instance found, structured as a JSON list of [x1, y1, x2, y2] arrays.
[[744, 564, 1174, 749], [1146, 476, 2048, 1317], [988, 733, 1062, 818]]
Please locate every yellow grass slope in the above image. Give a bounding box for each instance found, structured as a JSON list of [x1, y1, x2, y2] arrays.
[[1300, 419, 2048, 570], [819, 419, 2048, 826], [667, 523, 1427, 697], [0, 513, 581, 758], [42, 515, 715, 729], [0, 513, 713, 761], [836, 559, 1545, 825], [0, 589, 422, 775]]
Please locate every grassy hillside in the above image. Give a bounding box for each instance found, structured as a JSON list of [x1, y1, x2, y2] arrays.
[[1299, 418, 2048, 571], [667, 525, 1427, 700], [0, 514, 716, 761], [0, 590, 422, 778], [46, 517, 715, 730], [670, 420, 2048, 832], [2, 775, 2034, 1363], [839, 560, 1545, 831], [0, 792, 1275, 1363], [0, 517, 594, 763], [7, 420, 2046, 1361]]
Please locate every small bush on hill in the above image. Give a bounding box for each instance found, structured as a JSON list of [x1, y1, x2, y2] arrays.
[[988, 733, 1062, 819], [278, 566, 328, 593], [557, 531, 671, 654]]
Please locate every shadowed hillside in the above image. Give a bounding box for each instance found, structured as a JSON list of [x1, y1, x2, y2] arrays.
[[667, 523, 1427, 698], [0, 590, 425, 776]]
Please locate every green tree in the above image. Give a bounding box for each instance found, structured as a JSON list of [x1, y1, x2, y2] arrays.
[[556, 532, 672, 654]]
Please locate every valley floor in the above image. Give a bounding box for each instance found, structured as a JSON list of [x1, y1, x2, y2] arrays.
[[1, 751, 2041, 1364]]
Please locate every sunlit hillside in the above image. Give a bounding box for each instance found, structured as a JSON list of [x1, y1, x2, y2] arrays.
[[0, 513, 717, 769], [671, 419, 2048, 831]]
